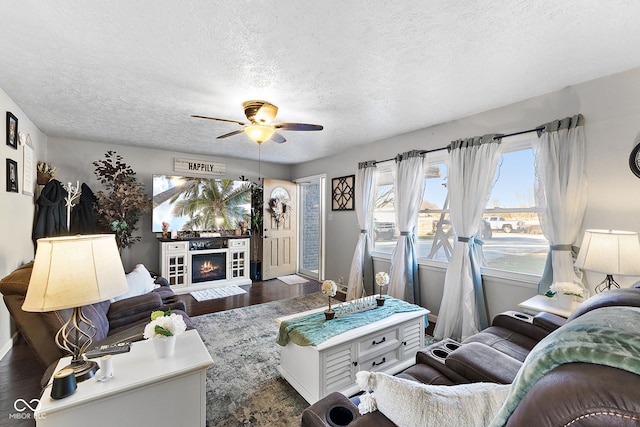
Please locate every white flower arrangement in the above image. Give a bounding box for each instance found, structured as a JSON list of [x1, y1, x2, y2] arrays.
[[143, 310, 187, 339], [321, 280, 338, 314], [321, 280, 337, 297], [375, 271, 389, 298], [375, 272, 389, 286], [548, 282, 585, 298]]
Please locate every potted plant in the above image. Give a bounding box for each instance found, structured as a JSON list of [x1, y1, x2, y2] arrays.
[[93, 151, 151, 251], [545, 282, 585, 309], [36, 161, 58, 185], [375, 271, 389, 306], [143, 310, 187, 358], [321, 280, 338, 320]]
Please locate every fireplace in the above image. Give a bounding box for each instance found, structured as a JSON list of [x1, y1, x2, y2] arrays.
[[191, 250, 226, 283]]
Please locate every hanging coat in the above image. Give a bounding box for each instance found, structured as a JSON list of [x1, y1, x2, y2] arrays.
[[33, 179, 68, 243], [70, 183, 98, 234]]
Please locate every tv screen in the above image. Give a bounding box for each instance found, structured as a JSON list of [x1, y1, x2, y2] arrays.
[[152, 175, 252, 233]]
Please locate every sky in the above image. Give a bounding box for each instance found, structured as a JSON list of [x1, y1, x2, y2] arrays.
[[423, 149, 536, 209], [376, 147, 537, 216]]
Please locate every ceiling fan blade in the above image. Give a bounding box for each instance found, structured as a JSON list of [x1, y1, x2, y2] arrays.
[[191, 115, 248, 126], [274, 122, 323, 131], [216, 129, 245, 139], [269, 132, 286, 144]]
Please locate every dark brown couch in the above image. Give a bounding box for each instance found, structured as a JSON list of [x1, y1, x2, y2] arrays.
[[302, 287, 640, 426], [0, 262, 193, 372]]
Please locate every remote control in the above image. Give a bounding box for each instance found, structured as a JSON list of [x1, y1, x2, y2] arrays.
[[85, 342, 131, 359]]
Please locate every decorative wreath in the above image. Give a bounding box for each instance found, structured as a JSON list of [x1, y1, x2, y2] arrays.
[[268, 196, 291, 225]]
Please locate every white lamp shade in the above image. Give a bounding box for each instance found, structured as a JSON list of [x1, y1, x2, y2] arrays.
[[22, 234, 128, 312], [575, 229, 640, 276]]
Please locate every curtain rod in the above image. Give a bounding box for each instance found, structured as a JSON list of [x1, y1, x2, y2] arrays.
[[373, 125, 544, 165]]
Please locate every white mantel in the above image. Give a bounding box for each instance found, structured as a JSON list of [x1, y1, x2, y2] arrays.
[[159, 237, 251, 294]]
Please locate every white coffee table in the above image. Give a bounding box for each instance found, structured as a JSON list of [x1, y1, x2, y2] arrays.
[[36, 330, 213, 427], [276, 298, 428, 404]]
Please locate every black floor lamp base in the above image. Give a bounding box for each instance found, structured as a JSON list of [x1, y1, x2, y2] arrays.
[[595, 274, 620, 293]]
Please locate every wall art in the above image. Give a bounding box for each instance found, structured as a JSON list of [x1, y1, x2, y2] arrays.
[[331, 174, 355, 211], [6, 112, 18, 149], [6, 158, 18, 193]]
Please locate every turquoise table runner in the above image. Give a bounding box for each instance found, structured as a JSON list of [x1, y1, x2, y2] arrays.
[[276, 297, 424, 347]]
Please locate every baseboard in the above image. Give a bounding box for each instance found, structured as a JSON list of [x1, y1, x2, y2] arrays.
[[0, 333, 16, 361], [428, 313, 437, 324]]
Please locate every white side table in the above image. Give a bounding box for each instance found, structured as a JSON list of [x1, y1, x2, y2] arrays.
[[518, 294, 581, 318], [36, 329, 213, 427]]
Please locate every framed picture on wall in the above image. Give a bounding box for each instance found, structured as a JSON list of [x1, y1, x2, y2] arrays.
[[6, 112, 18, 149], [331, 174, 355, 211], [6, 158, 18, 193]]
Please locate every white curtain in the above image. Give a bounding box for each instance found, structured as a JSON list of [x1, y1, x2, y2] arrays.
[[434, 135, 501, 341], [534, 115, 588, 295], [346, 161, 378, 300], [388, 151, 424, 304]]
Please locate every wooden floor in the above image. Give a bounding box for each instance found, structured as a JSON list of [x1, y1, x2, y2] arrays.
[[0, 277, 319, 427]]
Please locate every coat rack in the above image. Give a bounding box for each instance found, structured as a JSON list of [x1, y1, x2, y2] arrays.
[[63, 181, 81, 231]]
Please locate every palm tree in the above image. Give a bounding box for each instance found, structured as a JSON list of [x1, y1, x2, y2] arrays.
[[169, 179, 252, 230]]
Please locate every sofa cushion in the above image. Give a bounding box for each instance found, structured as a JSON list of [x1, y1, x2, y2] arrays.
[[112, 264, 156, 302], [463, 326, 537, 362], [445, 342, 522, 384]]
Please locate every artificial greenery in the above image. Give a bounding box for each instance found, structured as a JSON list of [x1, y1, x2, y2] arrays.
[[93, 151, 151, 251]]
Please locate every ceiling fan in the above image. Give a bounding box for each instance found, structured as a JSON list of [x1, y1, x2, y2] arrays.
[[191, 100, 323, 144]]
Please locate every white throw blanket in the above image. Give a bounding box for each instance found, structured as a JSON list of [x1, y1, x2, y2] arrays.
[[356, 371, 510, 427]]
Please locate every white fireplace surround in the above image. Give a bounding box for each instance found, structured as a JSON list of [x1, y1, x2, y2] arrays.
[[159, 237, 251, 294]]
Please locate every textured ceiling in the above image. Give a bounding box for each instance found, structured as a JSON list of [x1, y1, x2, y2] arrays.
[[2, 1, 640, 164]]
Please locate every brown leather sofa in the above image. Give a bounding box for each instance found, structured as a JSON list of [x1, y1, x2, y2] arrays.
[[301, 287, 640, 426], [0, 262, 193, 372]]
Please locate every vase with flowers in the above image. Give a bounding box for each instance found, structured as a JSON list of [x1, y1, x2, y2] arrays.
[[545, 282, 585, 310], [143, 310, 187, 358], [161, 221, 170, 239], [36, 161, 58, 185], [321, 279, 338, 320], [375, 271, 389, 306]]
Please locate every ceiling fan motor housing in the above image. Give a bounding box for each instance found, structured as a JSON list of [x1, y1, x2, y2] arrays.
[[243, 100, 278, 124]]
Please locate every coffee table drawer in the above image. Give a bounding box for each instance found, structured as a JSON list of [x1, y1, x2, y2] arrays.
[[357, 326, 399, 359], [359, 346, 401, 372]]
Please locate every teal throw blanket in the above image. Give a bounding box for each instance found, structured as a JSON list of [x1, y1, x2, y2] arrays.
[[490, 306, 640, 426], [276, 297, 424, 347]]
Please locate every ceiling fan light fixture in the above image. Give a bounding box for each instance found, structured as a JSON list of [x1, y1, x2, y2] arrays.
[[244, 125, 275, 144], [254, 103, 278, 124]]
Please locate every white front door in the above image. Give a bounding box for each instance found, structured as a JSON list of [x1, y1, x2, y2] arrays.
[[262, 178, 297, 280]]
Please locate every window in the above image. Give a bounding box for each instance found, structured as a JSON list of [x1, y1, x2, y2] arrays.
[[372, 139, 548, 276], [372, 168, 396, 254]]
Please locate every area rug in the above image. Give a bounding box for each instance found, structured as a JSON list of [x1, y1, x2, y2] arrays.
[[190, 285, 247, 302], [192, 293, 433, 426], [192, 293, 327, 426], [277, 274, 310, 285]]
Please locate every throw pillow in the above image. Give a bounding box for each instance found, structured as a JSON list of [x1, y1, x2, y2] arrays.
[[111, 264, 155, 302], [355, 371, 510, 427]]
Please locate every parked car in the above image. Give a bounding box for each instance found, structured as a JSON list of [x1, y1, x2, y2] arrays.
[[485, 216, 525, 233], [374, 221, 396, 240]]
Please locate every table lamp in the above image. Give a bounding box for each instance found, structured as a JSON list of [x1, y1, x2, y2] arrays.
[[22, 234, 128, 381], [574, 229, 640, 293]]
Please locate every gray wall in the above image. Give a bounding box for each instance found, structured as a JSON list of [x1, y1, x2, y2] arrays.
[[291, 67, 640, 321], [47, 137, 291, 273], [0, 88, 47, 356]]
